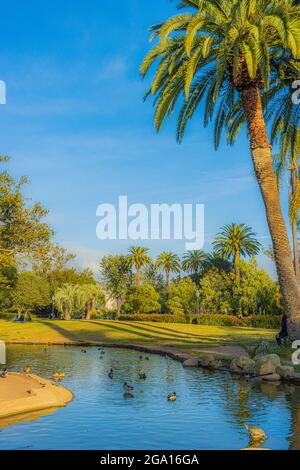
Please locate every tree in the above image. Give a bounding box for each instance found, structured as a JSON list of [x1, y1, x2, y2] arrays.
[[0, 158, 53, 267], [213, 224, 261, 283], [32, 243, 75, 275], [142, 262, 165, 293], [128, 246, 152, 286], [77, 284, 105, 320], [141, 0, 300, 338], [182, 250, 206, 282], [46, 268, 95, 296], [166, 278, 197, 322], [156, 251, 181, 288], [54, 284, 78, 320], [100, 255, 132, 315], [11, 271, 51, 316], [123, 284, 160, 314]]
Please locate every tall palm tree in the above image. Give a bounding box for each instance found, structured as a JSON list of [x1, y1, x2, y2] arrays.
[[272, 130, 300, 281], [213, 224, 261, 283], [182, 250, 206, 281], [128, 246, 152, 286], [156, 251, 181, 287], [141, 0, 300, 338]]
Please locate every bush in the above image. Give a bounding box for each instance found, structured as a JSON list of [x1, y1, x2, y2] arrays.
[[118, 313, 187, 323], [123, 285, 160, 314], [191, 314, 281, 329], [0, 311, 15, 320]]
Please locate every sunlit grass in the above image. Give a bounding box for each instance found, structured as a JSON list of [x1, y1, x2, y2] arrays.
[[0, 319, 276, 353]]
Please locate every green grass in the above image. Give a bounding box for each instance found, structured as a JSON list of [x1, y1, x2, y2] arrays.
[[0, 319, 276, 354]]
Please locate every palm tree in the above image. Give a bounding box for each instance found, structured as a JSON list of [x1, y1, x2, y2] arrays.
[[213, 224, 261, 284], [77, 284, 105, 320], [54, 284, 78, 320], [272, 130, 300, 281], [128, 246, 152, 286], [182, 250, 206, 281], [156, 251, 181, 287], [141, 0, 300, 338]]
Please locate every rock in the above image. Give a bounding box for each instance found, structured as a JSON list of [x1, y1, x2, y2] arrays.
[[255, 354, 281, 376], [230, 355, 255, 374], [183, 358, 200, 368], [261, 373, 281, 382], [199, 355, 217, 368], [276, 365, 295, 380]]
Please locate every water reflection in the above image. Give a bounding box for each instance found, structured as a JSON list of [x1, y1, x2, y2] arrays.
[[0, 345, 299, 450]]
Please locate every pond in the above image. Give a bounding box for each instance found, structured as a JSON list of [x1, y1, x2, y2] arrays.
[[0, 345, 299, 450]]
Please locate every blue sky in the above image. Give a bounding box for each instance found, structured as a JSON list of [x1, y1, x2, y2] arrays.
[[0, 0, 289, 276]]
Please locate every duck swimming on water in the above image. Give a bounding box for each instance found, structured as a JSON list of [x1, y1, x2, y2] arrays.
[[108, 369, 114, 379], [123, 382, 134, 391], [244, 424, 268, 442], [168, 392, 177, 402]]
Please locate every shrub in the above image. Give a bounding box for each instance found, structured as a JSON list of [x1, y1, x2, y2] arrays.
[[123, 284, 160, 314], [191, 314, 281, 329], [0, 311, 15, 320], [118, 313, 186, 323], [166, 278, 197, 321]]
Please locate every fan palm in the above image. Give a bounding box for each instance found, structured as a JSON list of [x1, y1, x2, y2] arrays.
[[213, 223, 261, 283], [54, 284, 78, 321], [128, 246, 152, 286], [156, 251, 181, 287], [141, 0, 300, 338], [182, 250, 206, 281]]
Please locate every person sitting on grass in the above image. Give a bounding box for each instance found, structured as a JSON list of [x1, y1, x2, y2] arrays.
[[276, 314, 288, 346], [0, 369, 8, 378]]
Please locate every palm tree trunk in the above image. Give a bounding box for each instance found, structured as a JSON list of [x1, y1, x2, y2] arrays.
[[234, 251, 241, 284], [241, 85, 300, 340], [166, 269, 170, 288], [136, 267, 141, 286], [291, 168, 300, 282]]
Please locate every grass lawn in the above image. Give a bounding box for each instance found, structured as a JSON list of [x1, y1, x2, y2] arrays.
[[0, 319, 276, 355]]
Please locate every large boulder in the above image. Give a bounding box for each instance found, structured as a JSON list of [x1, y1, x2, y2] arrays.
[[199, 354, 222, 369], [255, 354, 281, 376], [276, 365, 295, 380], [230, 355, 256, 375], [183, 358, 200, 368]]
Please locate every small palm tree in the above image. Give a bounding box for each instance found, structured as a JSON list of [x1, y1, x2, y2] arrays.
[[182, 250, 206, 281], [156, 251, 181, 288], [54, 284, 78, 320], [128, 246, 152, 286], [213, 224, 261, 283], [77, 284, 105, 320]]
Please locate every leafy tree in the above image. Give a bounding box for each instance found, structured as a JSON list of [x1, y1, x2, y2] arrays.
[[182, 250, 206, 282], [0, 158, 53, 267], [199, 268, 235, 314], [141, 0, 300, 338], [123, 284, 160, 314], [128, 246, 152, 285], [156, 251, 181, 287], [166, 278, 197, 322], [47, 268, 95, 296], [32, 243, 75, 275], [100, 255, 132, 315], [0, 267, 17, 311], [213, 224, 261, 283], [142, 262, 165, 293], [11, 271, 51, 316]]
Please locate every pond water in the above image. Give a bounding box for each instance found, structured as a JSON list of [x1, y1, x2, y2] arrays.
[[0, 345, 299, 450]]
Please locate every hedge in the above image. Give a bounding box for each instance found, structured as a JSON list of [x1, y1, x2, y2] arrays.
[[117, 313, 281, 329]]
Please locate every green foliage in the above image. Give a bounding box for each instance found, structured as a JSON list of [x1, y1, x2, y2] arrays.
[[54, 283, 79, 320], [166, 277, 197, 321], [191, 314, 281, 329], [156, 251, 181, 287], [182, 250, 206, 282], [123, 284, 160, 314], [200, 268, 235, 314], [128, 246, 152, 285], [118, 313, 186, 323], [11, 271, 51, 315], [76, 283, 105, 319]]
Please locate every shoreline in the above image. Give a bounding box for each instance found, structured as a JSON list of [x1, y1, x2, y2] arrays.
[[0, 372, 73, 420]]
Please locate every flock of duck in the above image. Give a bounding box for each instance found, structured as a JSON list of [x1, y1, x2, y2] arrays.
[[1, 347, 268, 448]]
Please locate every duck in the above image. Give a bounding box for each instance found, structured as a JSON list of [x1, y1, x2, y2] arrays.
[[139, 373, 147, 380], [108, 369, 114, 379], [0, 369, 8, 378], [168, 392, 177, 402], [124, 392, 134, 399], [81, 349, 87, 354], [145, 357, 149, 361], [52, 372, 65, 381], [123, 382, 134, 391], [244, 424, 268, 442], [23, 366, 31, 374]]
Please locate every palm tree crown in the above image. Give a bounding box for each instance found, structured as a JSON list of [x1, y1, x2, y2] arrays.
[[128, 246, 152, 285], [213, 223, 261, 282], [182, 250, 206, 282], [156, 251, 181, 287]]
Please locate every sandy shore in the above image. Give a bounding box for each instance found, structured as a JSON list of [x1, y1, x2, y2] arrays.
[[0, 373, 73, 420]]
